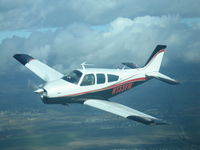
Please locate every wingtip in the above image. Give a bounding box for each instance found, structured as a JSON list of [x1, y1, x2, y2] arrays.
[[173, 81, 180, 85], [152, 120, 169, 125], [157, 45, 167, 49], [127, 115, 168, 125], [13, 54, 34, 65]]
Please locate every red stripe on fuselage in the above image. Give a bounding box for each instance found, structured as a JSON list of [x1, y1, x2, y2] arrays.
[[58, 77, 147, 98], [144, 49, 165, 69]]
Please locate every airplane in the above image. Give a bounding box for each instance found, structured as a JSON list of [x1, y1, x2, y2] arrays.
[[13, 45, 179, 125]]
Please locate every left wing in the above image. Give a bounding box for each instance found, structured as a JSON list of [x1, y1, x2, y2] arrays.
[[84, 99, 167, 125], [13, 54, 63, 82]]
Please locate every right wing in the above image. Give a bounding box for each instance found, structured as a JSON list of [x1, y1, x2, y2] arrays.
[[84, 99, 167, 125], [13, 54, 64, 82]]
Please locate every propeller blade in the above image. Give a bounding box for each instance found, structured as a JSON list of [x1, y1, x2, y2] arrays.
[[28, 79, 38, 90]]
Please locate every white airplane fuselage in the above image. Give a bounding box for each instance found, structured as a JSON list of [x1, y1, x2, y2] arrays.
[[41, 68, 147, 105]]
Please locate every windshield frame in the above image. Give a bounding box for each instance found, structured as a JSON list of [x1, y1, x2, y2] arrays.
[[62, 70, 82, 84]]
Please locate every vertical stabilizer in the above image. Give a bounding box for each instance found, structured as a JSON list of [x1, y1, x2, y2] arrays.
[[144, 45, 179, 85], [144, 45, 166, 72]]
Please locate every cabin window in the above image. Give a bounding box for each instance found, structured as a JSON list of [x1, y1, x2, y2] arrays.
[[97, 74, 105, 84], [62, 70, 82, 84], [81, 74, 95, 86], [107, 74, 119, 82]]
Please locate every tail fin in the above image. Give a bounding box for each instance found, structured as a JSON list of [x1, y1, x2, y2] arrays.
[[144, 45, 179, 85], [144, 45, 166, 72]]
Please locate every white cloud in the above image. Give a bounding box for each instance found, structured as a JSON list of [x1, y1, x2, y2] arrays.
[[0, 0, 200, 30], [1, 16, 200, 75]]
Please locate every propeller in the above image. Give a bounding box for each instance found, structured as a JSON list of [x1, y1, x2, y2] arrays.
[[28, 79, 38, 91], [27, 79, 47, 96]]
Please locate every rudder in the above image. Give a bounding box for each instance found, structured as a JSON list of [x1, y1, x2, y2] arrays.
[[144, 45, 167, 72]]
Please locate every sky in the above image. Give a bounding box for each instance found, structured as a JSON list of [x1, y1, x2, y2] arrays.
[[0, 0, 200, 149], [0, 0, 200, 73], [0, 0, 200, 72]]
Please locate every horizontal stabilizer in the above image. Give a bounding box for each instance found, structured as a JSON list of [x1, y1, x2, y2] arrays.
[[146, 72, 179, 85], [84, 99, 167, 125]]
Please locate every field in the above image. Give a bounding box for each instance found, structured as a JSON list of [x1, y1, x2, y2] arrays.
[[0, 104, 199, 150]]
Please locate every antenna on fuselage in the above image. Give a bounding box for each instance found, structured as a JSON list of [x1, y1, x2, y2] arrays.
[[81, 62, 94, 70]]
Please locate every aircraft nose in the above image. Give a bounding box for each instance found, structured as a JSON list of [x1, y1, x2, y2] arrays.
[[34, 87, 48, 96], [34, 88, 44, 94], [42, 84, 57, 97], [41, 79, 71, 97]]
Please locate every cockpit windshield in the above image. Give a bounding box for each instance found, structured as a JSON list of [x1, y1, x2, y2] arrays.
[[62, 70, 82, 84]]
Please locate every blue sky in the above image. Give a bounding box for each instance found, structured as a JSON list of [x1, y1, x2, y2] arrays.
[[0, 27, 59, 43], [0, 30, 30, 43]]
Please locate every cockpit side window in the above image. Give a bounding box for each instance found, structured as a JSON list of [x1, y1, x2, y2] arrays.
[[62, 70, 82, 84], [80, 74, 95, 86], [96, 74, 105, 84], [107, 74, 119, 82]]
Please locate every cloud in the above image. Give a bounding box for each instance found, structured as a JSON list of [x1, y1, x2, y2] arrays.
[[0, 0, 200, 30], [1, 15, 200, 75]]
